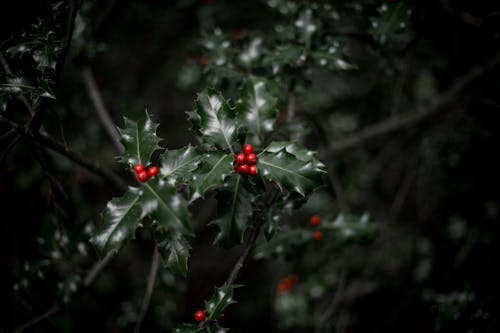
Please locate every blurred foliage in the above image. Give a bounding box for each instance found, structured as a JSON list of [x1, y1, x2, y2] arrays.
[[2, 0, 500, 332]]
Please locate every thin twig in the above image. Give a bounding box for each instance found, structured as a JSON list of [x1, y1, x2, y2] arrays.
[[81, 65, 124, 154], [12, 304, 60, 333], [33, 131, 128, 191], [315, 264, 347, 332], [226, 224, 261, 285], [323, 51, 500, 156], [0, 133, 21, 163], [13, 251, 117, 333], [134, 247, 160, 333]]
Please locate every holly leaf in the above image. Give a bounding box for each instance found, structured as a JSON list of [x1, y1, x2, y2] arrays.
[[265, 141, 325, 168], [191, 151, 233, 200], [258, 142, 326, 196], [212, 174, 255, 247], [188, 88, 237, 152], [153, 226, 191, 277], [142, 178, 192, 236], [205, 284, 238, 320], [237, 77, 280, 146], [118, 110, 161, 166], [295, 8, 319, 48], [159, 145, 202, 184], [312, 38, 355, 71], [91, 187, 145, 257]]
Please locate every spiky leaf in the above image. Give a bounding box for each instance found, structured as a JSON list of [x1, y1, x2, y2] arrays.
[[142, 178, 192, 236], [154, 227, 191, 277], [205, 284, 238, 320], [258, 142, 325, 197], [118, 110, 161, 166], [159, 145, 202, 184], [237, 77, 280, 145], [91, 187, 145, 257], [212, 174, 255, 247], [191, 151, 233, 200], [188, 88, 237, 152], [369, 2, 413, 45]]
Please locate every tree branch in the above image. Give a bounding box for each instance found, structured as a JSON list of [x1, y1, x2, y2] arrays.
[[81, 65, 124, 154], [134, 247, 160, 333], [226, 224, 261, 285], [322, 51, 500, 157]]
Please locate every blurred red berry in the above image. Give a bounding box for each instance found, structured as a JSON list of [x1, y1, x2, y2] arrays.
[[246, 153, 257, 165], [137, 171, 149, 183], [235, 153, 246, 164], [248, 165, 257, 176], [147, 166, 159, 177], [310, 215, 321, 227], [243, 144, 253, 154], [313, 230, 323, 241]]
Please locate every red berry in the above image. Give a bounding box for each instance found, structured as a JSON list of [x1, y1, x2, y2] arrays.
[[133, 164, 145, 174], [147, 166, 159, 177], [137, 171, 149, 183], [194, 310, 206, 322], [313, 230, 323, 241], [248, 165, 257, 176], [246, 153, 257, 165], [243, 144, 253, 155], [237, 164, 249, 175], [235, 153, 246, 164], [310, 215, 321, 227]]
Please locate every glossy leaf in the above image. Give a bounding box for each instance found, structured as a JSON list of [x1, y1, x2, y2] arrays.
[[212, 174, 255, 247], [237, 77, 280, 145], [142, 178, 192, 236], [295, 8, 319, 48], [191, 151, 233, 200], [159, 145, 202, 184], [205, 284, 237, 320], [91, 187, 145, 257], [118, 110, 161, 166], [188, 88, 237, 152], [154, 226, 191, 277], [258, 142, 325, 196]]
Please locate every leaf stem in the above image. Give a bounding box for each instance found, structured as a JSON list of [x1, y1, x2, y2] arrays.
[[134, 246, 160, 333], [225, 223, 261, 286]]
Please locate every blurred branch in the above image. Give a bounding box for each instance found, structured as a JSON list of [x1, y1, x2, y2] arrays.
[[322, 51, 500, 157], [315, 264, 347, 332], [226, 224, 261, 285], [81, 65, 124, 154], [134, 247, 160, 333], [28, 0, 78, 133], [12, 252, 117, 333]]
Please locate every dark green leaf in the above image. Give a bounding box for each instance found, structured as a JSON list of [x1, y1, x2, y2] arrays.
[[159, 145, 202, 184], [191, 151, 233, 200], [91, 187, 144, 257], [118, 110, 161, 167], [188, 88, 237, 152], [264, 209, 281, 241], [154, 227, 191, 277], [205, 284, 238, 320], [142, 178, 192, 236], [258, 142, 326, 196], [238, 37, 263, 67], [295, 8, 319, 48], [237, 77, 280, 145], [212, 174, 255, 247]]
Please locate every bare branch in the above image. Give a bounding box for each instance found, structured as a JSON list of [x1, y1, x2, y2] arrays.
[[12, 305, 60, 333], [226, 224, 261, 285], [0, 51, 35, 116], [82, 66, 124, 154], [134, 247, 160, 333], [322, 51, 500, 157]]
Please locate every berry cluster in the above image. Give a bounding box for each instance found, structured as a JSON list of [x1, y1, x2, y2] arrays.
[[194, 309, 207, 322], [233, 144, 258, 176], [276, 274, 299, 294], [133, 163, 159, 183], [310, 215, 323, 241]]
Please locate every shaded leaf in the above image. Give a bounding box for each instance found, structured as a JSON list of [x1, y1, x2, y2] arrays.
[[91, 187, 145, 257], [191, 151, 233, 200], [173, 324, 204, 333], [369, 2, 413, 44], [237, 77, 280, 145], [154, 226, 191, 277], [159, 145, 202, 184], [212, 174, 255, 247], [118, 110, 161, 166], [188, 88, 237, 152], [295, 8, 319, 48]]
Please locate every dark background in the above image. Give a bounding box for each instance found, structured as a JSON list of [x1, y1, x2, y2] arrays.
[[1, 0, 500, 332]]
